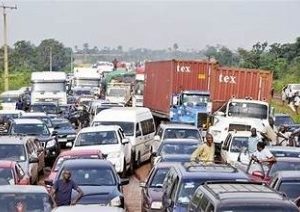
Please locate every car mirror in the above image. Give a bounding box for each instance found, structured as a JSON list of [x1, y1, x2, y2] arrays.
[[139, 182, 146, 188], [136, 130, 142, 137], [154, 135, 160, 141], [29, 157, 39, 163], [120, 178, 129, 185], [52, 131, 58, 136], [66, 142, 73, 148], [252, 171, 264, 179], [122, 138, 130, 145]]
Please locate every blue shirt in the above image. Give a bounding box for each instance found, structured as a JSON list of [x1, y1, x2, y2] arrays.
[[54, 179, 78, 206]]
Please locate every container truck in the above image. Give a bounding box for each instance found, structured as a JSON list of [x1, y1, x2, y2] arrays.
[[72, 68, 101, 95], [144, 60, 273, 129], [31, 72, 67, 105]]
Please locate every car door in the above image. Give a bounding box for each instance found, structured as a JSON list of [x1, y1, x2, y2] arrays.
[[221, 134, 231, 162], [118, 129, 131, 164], [25, 142, 38, 184]]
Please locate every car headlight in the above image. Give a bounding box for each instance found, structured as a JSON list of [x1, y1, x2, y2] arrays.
[[151, 201, 163, 209], [108, 152, 121, 158], [46, 139, 56, 148], [109, 196, 122, 207]]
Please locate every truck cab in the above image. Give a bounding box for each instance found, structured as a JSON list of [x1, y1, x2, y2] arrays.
[[170, 90, 212, 129], [209, 99, 271, 146]]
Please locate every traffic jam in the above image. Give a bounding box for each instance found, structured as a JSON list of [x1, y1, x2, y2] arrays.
[[0, 59, 300, 212]]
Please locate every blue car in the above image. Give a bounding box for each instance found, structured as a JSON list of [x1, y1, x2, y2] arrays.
[[55, 159, 129, 208]]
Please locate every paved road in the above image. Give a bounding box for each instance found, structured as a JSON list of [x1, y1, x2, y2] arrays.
[[124, 163, 151, 212]]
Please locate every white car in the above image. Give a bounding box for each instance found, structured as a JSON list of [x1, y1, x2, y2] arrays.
[[0, 110, 25, 119], [72, 126, 132, 176]]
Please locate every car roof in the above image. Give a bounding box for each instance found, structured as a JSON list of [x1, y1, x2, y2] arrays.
[[276, 157, 300, 162], [21, 112, 48, 117], [59, 149, 102, 157], [155, 162, 181, 169], [161, 139, 200, 144], [31, 102, 57, 106], [269, 146, 300, 153], [52, 205, 123, 212], [61, 159, 112, 168], [12, 118, 44, 124], [0, 185, 48, 193], [274, 171, 300, 179], [228, 131, 252, 137], [172, 163, 248, 180], [202, 182, 285, 201], [159, 123, 199, 130], [0, 160, 15, 168], [79, 125, 120, 133], [0, 136, 29, 144]]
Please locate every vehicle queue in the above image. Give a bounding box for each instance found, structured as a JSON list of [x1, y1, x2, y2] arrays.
[[0, 62, 300, 212]]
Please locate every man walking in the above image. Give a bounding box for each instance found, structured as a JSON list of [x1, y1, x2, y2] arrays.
[[248, 128, 262, 154], [191, 133, 215, 162], [50, 170, 83, 207]]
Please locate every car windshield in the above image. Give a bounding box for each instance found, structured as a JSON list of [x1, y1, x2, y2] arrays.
[[279, 181, 300, 199], [177, 180, 203, 204], [0, 168, 13, 185], [73, 89, 92, 96], [53, 122, 73, 131], [75, 131, 118, 146], [230, 137, 249, 153], [0, 193, 52, 212], [218, 206, 297, 212], [11, 124, 50, 136], [107, 88, 127, 97], [32, 82, 66, 92], [159, 142, 198, 156], [61, 167, 116, 186], [31, 104, 57, 114], [270, 161, 300, 176], [275, 116, 295, 126], [228, 102, 268, 119], [163, 129, 200, 139], [93, 121, 134, 136], [182, 94, 210, 103], [0, 144, 26, 162], [150, 168, 169, 188]]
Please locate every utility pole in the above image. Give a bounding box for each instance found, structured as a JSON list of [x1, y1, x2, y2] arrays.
[[1, 4, 17, 91], [49, 47, 52, 72]]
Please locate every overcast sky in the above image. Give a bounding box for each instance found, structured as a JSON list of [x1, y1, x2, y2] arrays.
[[1, 0, 300, 50]]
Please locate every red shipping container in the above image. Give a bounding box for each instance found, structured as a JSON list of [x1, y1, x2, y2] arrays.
[[144, 60, 273, 116]]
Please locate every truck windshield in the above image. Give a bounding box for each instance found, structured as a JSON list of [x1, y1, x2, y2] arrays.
[[32, 82, 65, 92], [228, 102, 268, 119], [182, 94, 210, 103], [76, 79, 100, 87], [107, 88, 127, 97]]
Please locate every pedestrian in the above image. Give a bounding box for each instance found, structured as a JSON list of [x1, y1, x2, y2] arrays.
[[50, 170, 83, 207], [15, 98, 24, 110], [294, 92, 300, 114], [191, 133, 215, 163], [248, 128, 262, 154], [260, 117, 277, 145], [277, 125, 292, 146], [251, 141, 276, 164]]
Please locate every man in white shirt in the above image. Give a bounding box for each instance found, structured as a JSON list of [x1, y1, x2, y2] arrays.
[[251, 141, 276, 164]]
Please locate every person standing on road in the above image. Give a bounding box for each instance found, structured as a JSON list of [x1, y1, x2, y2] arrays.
[[248, 128, 262, 154], [251, 141, 276, 164], [277, 125, 292, 146], [50, 170, 83, 207], [191, 133, 215, 162], [294, 92, 300, 114], [15, 98, 24, 110]]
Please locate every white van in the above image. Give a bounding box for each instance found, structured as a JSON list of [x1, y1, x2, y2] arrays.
[[92, 107, 156, 166]]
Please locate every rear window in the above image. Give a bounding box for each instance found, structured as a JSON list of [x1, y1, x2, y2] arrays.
[[75, 131, 118, 146], [163, 129, 200, 140]]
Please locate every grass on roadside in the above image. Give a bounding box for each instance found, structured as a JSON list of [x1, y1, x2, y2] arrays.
[[271, 99, 300, 123]]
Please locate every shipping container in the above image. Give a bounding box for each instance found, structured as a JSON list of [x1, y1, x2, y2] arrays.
[[144, 60, 273, 117]]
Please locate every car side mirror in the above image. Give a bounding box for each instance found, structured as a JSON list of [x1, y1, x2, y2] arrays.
[[29, 157, 39, 163], [120, 178, 129, 185], [136, 130, 142, 137], [139, 182, 146, 188], [252, 171, 264, 179], [122, 138, 130, 145], [154, 135, 160, 141], [52, 131, 58, 136]]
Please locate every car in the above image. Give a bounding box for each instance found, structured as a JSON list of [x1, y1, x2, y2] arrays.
[[162, 162, 249, 212], [0, 136, 41, 184], [0, 160, 30, 185], [274, 113, 296, 127], [0, 185, 53, 212], [0, 109, 25, 119], [140, 162, 177, 212], [152, 139, 200, 167], [188, 181, 299, 212], [269, 146, 300, 158], [30, 102, 59, 117], [8, 118, 60, 162], [47, 149, 104, 182], [20, 112, 54, 132], [155, 123, 202, 148], [72, 126, 132, 177], [221, 131, 253, 164], [270, 171, 300, 200], [52, 204, 124, 212], [237, 157, 300, 184], [54, 159, 129, 208], [51, 118, 77, 148]]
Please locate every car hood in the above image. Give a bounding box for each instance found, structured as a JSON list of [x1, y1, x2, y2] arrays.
[[73, 185, 121, 205], [72, 145, 120, 155], [148, 187, 164, 202]]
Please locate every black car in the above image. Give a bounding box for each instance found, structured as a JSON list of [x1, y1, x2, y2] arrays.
[[31, 102, 60, 118], [188, 181, 299, 212], [55, 159, 129, 208], [51, 118, 77, 148]]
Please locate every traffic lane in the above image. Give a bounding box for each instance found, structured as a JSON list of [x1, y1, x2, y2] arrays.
[[124, 162, 151, 212]]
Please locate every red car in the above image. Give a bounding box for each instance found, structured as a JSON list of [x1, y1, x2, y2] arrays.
[[0, 160, 30, 185], [46, 149, 104, 182]]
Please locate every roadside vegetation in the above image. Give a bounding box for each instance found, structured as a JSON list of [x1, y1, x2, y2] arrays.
[[271, 99, 300, 123]]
